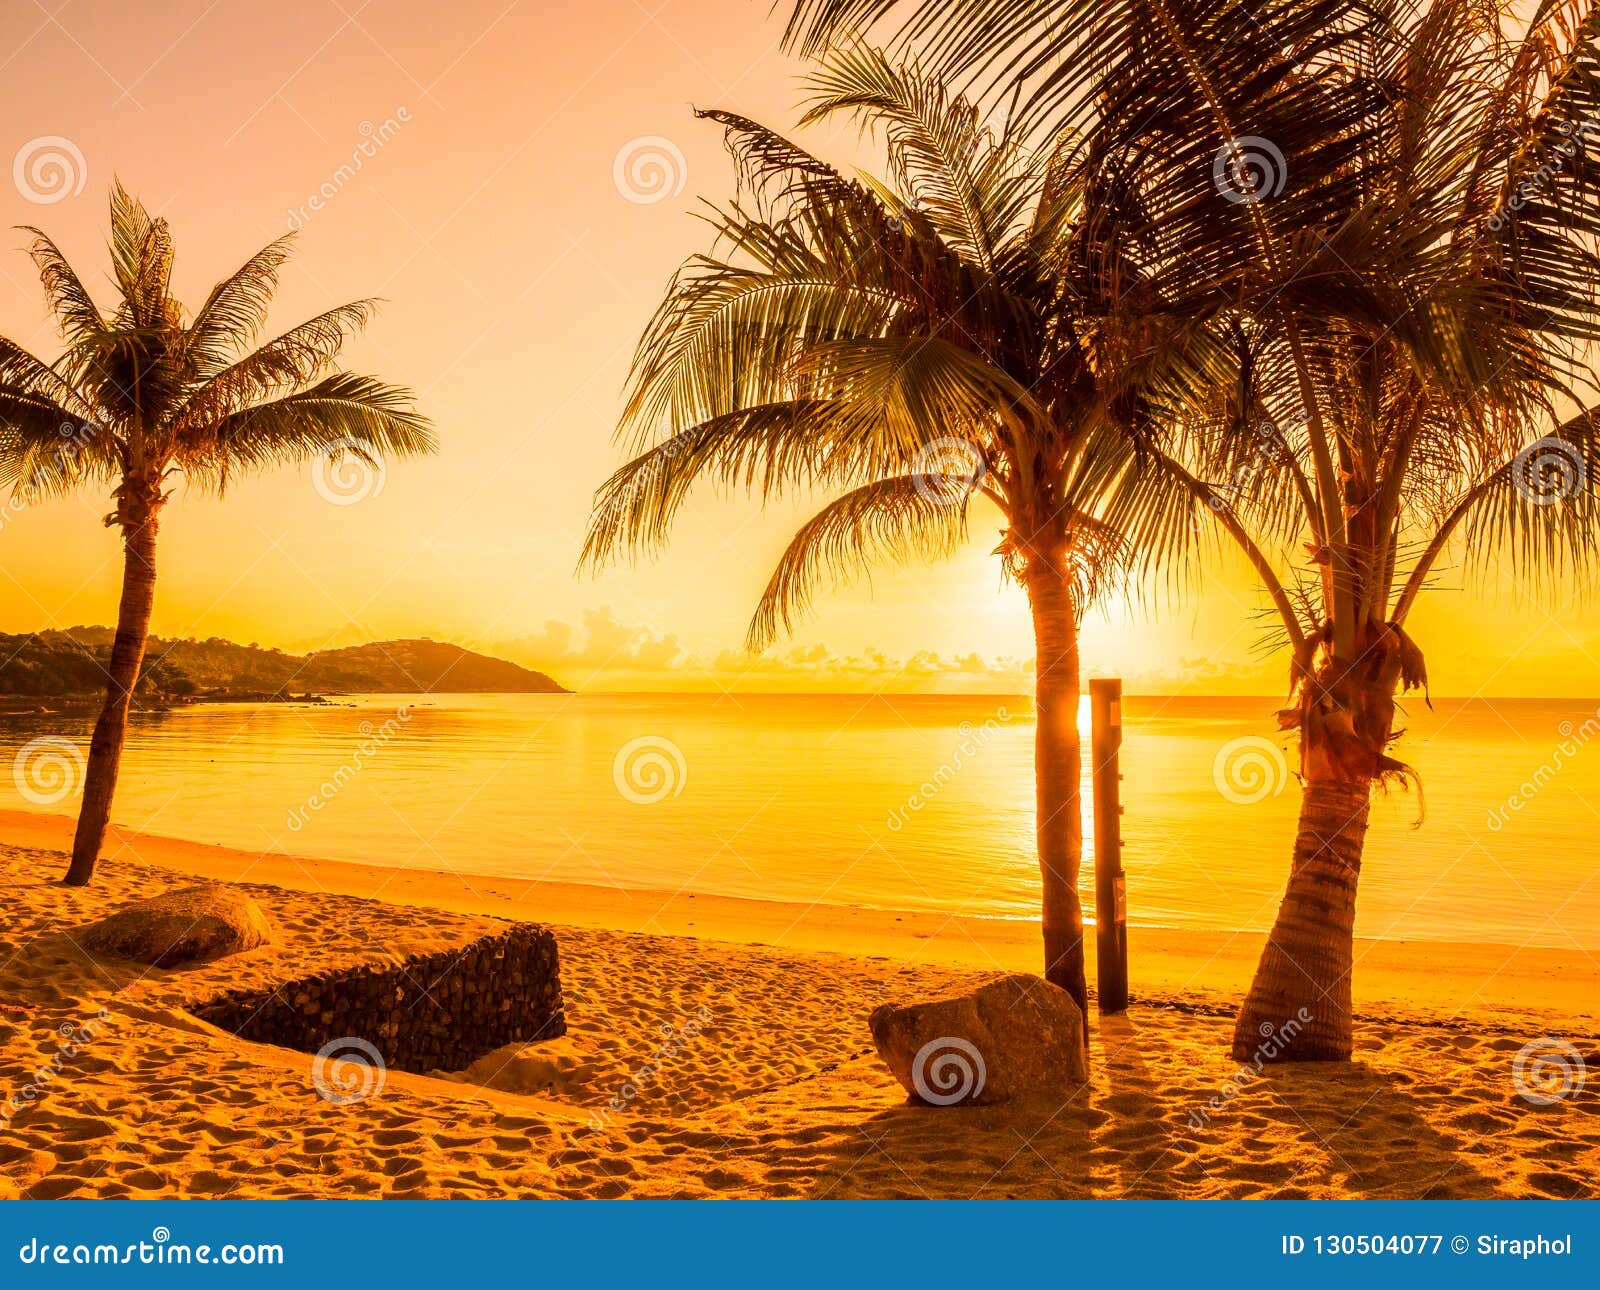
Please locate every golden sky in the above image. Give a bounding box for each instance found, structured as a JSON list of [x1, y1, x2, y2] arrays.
[[0, 0, 1595, 696]]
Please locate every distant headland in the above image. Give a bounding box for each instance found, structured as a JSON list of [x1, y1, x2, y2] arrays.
[[0, 629, 567, 708]]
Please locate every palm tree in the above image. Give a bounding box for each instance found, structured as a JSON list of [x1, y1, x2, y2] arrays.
[[0, 184, 435, 886], [583, 52, 1191, 1029], [783, 0, 1600, 1059], [1200, 3, 1600, 1059]]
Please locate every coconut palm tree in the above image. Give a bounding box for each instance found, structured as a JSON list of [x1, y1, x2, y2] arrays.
[[0, 184, 435, 886], [784, 0, 1600, 1059], [583, 51, 1198, 1029], [1199, 2, 1600, 1059]]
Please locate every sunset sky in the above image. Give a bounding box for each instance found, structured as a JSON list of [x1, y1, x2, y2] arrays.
[[0, 0, 1595, 696]]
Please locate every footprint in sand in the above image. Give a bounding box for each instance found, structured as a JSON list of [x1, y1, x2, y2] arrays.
[[1452, 1110, 1512, 1133], [384, 1169, 434, 1196], [185, 1170, 235, 1195], [198, 1122, 259, 1146], [39, 1114, 119, 1144], [698, 1166, 747, 1190], [119, 1167, 172, 1191], [28, 1174, 85, 1199], [1526, 1170, 1584, 1197]]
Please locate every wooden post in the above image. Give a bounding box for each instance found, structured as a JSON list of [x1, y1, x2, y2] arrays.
[[1090, 678, 1128, 1013]]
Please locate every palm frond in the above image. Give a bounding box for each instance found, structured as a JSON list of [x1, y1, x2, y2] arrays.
[[106, 180, 175, 328], [583, 399, 884, 571], [0, 391, 119, 498], [800, 46, 1010, 266], [174, 299, 380, 430], [620, 238, 906, 442], [0, 337, 97, 421], [183, 234, 298, 380], [748, 473, 973, 648], [694, 108, 863, 212], [187, 372, 433, 489], [792, 333, 1040, 458], [18, 228, 105, 343]]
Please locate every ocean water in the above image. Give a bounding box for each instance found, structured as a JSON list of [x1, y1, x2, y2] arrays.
[[2, 692, 1596, 950]]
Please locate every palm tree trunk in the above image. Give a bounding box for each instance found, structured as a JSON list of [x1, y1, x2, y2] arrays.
[[1230, 778, 1370, 1061], [63, 495, 161, 886], [1026, 555, 1088, 1037]]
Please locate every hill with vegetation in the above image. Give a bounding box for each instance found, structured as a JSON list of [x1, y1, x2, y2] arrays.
[[0, 630, 566, 703]]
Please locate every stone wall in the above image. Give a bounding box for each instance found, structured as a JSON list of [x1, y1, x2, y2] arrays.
[[192, 924, 564, 1073]]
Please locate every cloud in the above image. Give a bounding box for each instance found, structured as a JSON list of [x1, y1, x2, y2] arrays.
[[501, 606, 686, 678], [497, 607, 1030, 692], [710, 643, 1030, 689]]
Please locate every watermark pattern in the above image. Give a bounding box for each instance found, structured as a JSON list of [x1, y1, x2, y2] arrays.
[[1511, 436, 1586, 507], [12, 736, 86, 806], [285, 705, 412, 833], [1187, 1008, 1312, 1128], [886, 195, 925, 233], [311, 436, 387, 506], [1486, 708, 1600, 832], [911, 1036, 986, 1105], [1206, 412, 1305, 517], [587, 1005, 713, 1133], [285, 109, 412, 230], [587, 426, 698, 532], [1488, 112, 1600, 231], [1, 1008, 111, 1130], [886, 707, 1010, 831], [311, 1036, 387, 1105], [1, 419, 107, 537], [612, 135, 686, 205], [1212, 136, 1286, 204], [910, 437, 986, 507], [612, 735, 687, 804], [12, 135, 87, 204], [1211, 735, 1289, 805], [1512, 1037, 1587, 1106]]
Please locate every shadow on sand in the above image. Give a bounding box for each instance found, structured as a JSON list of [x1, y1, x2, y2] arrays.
[[802, 1009, 1514, 1198]]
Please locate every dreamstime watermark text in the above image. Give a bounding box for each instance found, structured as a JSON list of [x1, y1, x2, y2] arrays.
[[285, 705, 411, 833], [588, 1006, 713, 1132], [1, 1008, 111, 1130], [17, 1228, 283, 1267], [886, 708, 1010, 832], [1489, 112, 1600, 230], [1188, 1008, 1313, 1129], [1486, 708, 1600, 832], [286, 109, 412, 230]]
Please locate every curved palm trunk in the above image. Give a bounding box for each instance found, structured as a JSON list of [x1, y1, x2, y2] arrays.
[[1026, 555, 1088, 1037], [1231, 776, 1370, 1061], [64, 493, 161, 886], [1232, 607, 1419, 1062], [1231, 602, 1422, 1061]]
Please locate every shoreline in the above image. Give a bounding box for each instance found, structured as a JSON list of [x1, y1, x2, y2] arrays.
[[3, 808, 1594, 1028]]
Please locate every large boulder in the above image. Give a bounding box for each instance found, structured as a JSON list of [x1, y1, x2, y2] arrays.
[[81, 886, 272, 968], [868, 973, 1087, 1106]]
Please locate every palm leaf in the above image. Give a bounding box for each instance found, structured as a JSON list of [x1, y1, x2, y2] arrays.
[[174, 300, 381, 430], [183, 234, 298, 379], [18, 229, 105, 344], [748, 473, 973, 648], [188, 372, 433, 489]]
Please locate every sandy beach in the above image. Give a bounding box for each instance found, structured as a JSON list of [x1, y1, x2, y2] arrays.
[[1, 810, 1596, 1199]]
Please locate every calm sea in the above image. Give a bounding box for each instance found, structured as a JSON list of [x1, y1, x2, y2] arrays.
[[2, 693, 1596, 950]]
